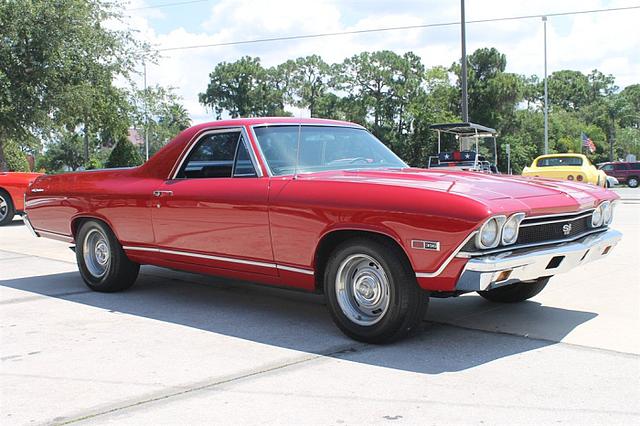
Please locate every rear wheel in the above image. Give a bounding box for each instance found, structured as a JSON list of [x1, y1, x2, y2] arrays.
[[478, 277, 550, 303], [628, 176, 639, 188], [76, 220, 139, 292], [0, 190, 15, 226], [324, 237, 429, 343]]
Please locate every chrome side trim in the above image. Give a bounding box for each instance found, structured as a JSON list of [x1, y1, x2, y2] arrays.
[[415, 232, 478, 278], [38, 230, 74, 243], [519, 212, 593, 227], [122, 245, 314, 275], [458, 227, 608, 257], [123, 246, 276, 268], [277, 264, 315, 275]]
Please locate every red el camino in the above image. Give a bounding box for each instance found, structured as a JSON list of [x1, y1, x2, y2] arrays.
[[0, 171, 43, 226], [24, 118, 621, 342]]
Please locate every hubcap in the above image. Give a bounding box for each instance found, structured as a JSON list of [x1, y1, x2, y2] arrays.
[[335, 254, 391, 326], [83, 229, 110, 278], [0, 195, 7, 221], [629, 178, 638, 187]]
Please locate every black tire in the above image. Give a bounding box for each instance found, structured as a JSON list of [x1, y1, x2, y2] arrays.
[[628, 176, 639, 188], [76, 220, 139, 292], [0, 189, 16, 226], [478, 277, 550, 303], [323, 237, 429, 343]]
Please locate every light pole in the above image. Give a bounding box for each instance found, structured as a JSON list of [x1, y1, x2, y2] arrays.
[[460, 0, 469, 123], [143, 61, 149, 162], [543, 16, 549, 155]]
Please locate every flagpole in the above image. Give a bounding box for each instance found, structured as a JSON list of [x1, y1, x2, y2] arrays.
[[543, 16, 549, 155]]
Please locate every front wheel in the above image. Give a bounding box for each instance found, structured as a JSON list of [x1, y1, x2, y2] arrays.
[[0, 190, 16, 226], [76, 220, 139, 292], [324, 237, 429, 343], [478, 277, 550, 303], [628, 176, 639, 188]]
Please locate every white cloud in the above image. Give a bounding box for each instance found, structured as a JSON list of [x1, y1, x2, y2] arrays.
[[121, 0, 640, 123]]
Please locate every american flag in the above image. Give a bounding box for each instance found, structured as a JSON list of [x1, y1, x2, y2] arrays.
[[581, 133, 596, 154]]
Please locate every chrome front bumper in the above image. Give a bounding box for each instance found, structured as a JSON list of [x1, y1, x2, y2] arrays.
[[456, 229, 622, 292]]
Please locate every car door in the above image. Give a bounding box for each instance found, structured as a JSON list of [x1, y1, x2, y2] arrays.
[[150, 128, 276, 276]]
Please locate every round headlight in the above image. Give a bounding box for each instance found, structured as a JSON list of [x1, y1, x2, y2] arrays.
[[476, 216, 505, 249], [602, 202, 613, 225], [501, 213, 525, 245], [591, 205, 603, 227]]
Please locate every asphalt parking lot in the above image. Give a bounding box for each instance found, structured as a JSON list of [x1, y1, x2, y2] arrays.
[[1, 188, 639, 425]]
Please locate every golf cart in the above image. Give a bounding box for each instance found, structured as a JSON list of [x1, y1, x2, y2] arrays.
[[427, 122, 499, 173]]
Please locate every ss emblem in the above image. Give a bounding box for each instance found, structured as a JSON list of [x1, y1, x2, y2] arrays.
[[562, 223, 572, 236]]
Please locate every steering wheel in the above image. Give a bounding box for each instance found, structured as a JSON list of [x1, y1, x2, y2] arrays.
[[349, 157, 371, 164]]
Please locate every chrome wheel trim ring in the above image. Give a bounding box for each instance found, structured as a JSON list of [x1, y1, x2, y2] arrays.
[[335, 254, 391, 326], [83, 228, 111, 278], [0, 195, 7, 221]]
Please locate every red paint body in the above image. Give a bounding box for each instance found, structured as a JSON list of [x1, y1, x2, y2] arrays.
[[0, 172, 43, 212], [25, 118, 618, 292]]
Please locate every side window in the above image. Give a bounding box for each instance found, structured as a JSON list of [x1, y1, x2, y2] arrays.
[[613, 164, 627, 170], [234, 137, 258, 177], [601, 164, 614, 171], [176, 131, 256, 179], [630, 163, 640, 170]]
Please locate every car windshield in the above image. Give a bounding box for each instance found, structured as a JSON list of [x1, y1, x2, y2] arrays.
[[252, 125, 407, 176], [536, 156, 583, 167]]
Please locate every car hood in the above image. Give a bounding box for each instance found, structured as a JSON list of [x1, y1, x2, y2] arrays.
[[298, 168, 614, 215]]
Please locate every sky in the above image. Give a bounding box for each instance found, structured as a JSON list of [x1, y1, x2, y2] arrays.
[[121, 0, 640, 124]]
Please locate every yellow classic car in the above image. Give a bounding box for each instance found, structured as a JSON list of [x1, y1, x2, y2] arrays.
[[522, 153, 607, 187]]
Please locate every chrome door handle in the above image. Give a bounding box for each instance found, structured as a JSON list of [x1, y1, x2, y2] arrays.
[[153, 190, 173, 197]]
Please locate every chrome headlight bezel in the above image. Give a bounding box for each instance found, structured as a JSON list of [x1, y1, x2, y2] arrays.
[[501, 213, 526, 246], [591, 202, 606, 228], [602, 201, 614, 225], [476, 215, 506, 249]]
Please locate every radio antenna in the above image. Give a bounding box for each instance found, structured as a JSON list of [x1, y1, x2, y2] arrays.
[[293, 123, 302, 180]]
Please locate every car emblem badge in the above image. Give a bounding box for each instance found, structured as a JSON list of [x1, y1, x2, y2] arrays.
[[562, 223, 572, 235], [411, 240, 440, 251]]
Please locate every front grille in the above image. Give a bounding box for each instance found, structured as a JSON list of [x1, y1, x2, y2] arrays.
[[460, 210, 601, 254], [517, 214, 591, 245]]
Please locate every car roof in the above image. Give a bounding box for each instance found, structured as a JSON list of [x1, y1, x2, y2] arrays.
[[187, 117, 364, 130], [535, 153, 586, 159], [429, 122, 497, 136]]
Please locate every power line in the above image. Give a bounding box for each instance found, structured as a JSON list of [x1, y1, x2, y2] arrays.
[[152, 5, 640, 52], [126, 0, 211, 11]]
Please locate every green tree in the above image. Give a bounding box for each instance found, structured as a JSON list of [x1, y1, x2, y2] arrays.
[[199, 56, 288, 118], [547, 70, 591, 111], [288, 55, 333, 117], [39, 132, 87, 173], [0, 0, 148, 170], [616, 127, 640, 158], [105, 136, 143, 168], [2, 140, 30, 172], [452, 48, 524, 128], [131, 86, 191, 157]]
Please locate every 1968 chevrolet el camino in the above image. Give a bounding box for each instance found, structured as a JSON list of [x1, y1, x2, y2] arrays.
[[24, 118, 622, 343]]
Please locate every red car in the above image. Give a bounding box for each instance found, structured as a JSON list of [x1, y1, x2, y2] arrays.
[[24, 118, 622, 342], [598, 161, 640, 188], [0, 171, 43, 226]]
